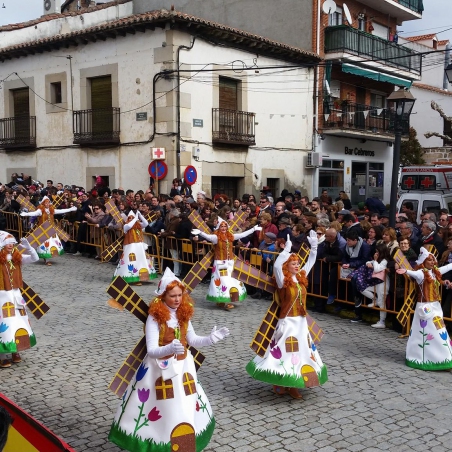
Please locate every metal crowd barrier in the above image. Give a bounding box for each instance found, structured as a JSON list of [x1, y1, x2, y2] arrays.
[[4, 213, 451, 333]]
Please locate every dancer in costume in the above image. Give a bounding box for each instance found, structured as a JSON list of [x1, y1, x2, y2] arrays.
[[0, 232, 39, 368], [109, 268, 230, 452], [246, 232, 328, 399], [20, 196, 76, 265], [192, 220, 261, 310], [396, 247, 452, 370], [113, 210, 157, 284]]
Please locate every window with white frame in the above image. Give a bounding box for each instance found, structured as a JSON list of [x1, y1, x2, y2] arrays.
[[328, 7, 342, 26]]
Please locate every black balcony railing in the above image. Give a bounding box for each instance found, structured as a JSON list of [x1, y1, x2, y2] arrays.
[[212, 108, 255, 145], [325, 26, 422, 75], [73, 107, 120, 145], [323, 100, 409, 135], [398, 0, 424, 14], [0, 115, 36, 149]]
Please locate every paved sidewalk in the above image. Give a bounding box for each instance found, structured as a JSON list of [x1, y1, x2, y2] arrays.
[[1, 254, 452, 451]]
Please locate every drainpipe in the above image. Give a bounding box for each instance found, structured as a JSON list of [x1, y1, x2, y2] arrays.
[[312, 0, 321, 198], [176, 38, 196, 179], [444, 43, 451, 90]]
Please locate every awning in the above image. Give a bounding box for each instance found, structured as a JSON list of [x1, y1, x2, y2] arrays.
[[342, 63, 412, 88]]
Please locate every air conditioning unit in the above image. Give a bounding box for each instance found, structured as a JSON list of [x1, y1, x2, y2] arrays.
[[43, 0, 61, 15], [306, 152, 322, 168]]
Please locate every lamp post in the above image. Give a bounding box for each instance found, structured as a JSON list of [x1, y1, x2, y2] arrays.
[[387, 88, 416, 228]]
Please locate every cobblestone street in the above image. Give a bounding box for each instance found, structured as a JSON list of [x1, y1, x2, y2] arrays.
[[2, 254, 452, 452]]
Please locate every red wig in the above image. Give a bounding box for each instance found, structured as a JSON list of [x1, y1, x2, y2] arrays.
[[280, 253, 308, 288], [0, 248, 22, 265], [414, 254, 443, 285], [149, 280, 194, 325], [214, 221, 234, 242]]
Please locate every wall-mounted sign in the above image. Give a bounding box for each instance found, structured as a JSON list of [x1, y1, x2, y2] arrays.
[[193, 119, 203, 127], [344, 146, 375, 157], [151, 148, 166, 160], [136, 112, 147, 121]]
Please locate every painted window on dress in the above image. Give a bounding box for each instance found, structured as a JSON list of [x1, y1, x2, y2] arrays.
[[155, 377, 174, 400], [129, 253, 136, 262], [285, 336, 299, 353], [2, 302, 15, 318], [183, 373, 197, 396]]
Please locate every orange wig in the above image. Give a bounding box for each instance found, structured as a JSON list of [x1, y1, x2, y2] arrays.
[[281, 253, 308, 288]]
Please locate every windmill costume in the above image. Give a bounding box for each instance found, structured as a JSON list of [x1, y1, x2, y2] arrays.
[[109, 269, 229, 452]]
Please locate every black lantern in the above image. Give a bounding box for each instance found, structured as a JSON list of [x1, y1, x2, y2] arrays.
[[387, 88, 416, 228], [445, 63, 452, 84]]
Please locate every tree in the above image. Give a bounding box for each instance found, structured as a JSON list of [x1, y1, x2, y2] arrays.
[[400, 127, 425, 166], [424, 101, 452, 144]]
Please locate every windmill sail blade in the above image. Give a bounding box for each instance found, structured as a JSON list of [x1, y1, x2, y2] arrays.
[[232, 259, 275, 293], [307, 314, 324, 345], [297, 243, 310, 266], [144, 212, 157, 224], [188, 346, 205, 371], [105, 199, 125, 226], [109, 336, 147, 397], [51, 193, 66, 208], [53, 224, 70, 242], [101, 237, 123, 262], [393, 250, 413, 271], [23, 221, 57, 250], [188, 211, 211, 235], [250, 300, 280, 357], [16, 194, 36, 212], [183, 251, 214, 294], [21, 282, 50, 319], [107, 277, 149, 324], [396, 279, 417, 327], [229, 210, 248, 232]]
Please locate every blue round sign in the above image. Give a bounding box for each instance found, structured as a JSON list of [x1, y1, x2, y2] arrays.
[[148, 160, 168, 180], [184, 165, 197, 185]]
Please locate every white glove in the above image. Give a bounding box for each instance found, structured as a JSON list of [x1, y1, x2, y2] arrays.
[[20, 212, 30, 217], [284, 233, 292, 252], [20, 237, 33, 250], [70, 206, 77, 212], [307, 230, 318, 251], [191, 229, 201, 235], [209, 326, 230, 344], [169, 339, 185, 355], [253, 226, 262, 232]]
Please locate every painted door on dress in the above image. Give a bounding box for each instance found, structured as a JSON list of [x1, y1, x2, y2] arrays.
[[170, 423, 196, 452], [15, 329, 30, 351], [301, 364, 319, 388]]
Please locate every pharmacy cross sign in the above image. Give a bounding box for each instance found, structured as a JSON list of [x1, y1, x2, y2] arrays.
[[151, 147, 166, 160]]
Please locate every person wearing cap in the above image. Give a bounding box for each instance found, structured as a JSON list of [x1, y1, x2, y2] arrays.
[[246, 232, 328, 399], [336, 209, 350, 224], [276, 216, 293, 241], [108, 268, 229, 451], [396, 248, 452, 371], [380, 212, 390, 228], [113, 210, 157, 285], [20, 196, 77, 266], [192, 220, 261, 310], [0, 232, 39, 368]]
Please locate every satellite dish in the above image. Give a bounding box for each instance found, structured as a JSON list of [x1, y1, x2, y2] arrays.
[[324, 79, 331, 95], [343, 3, 353, 25], [322, 0, 337, 15]]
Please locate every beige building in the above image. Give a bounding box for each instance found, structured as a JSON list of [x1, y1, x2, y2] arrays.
[[0, 0, 319, 199]]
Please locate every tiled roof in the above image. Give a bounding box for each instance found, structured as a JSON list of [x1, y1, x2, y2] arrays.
[[438, 40, 449, 46], [405, 34, 437, 42], [0, 8, 320, 63], [0, 0, 131, 31], [413, 83, 452, 97]]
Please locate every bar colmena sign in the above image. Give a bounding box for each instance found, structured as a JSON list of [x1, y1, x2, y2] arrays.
[[344, 146, 375, 156]]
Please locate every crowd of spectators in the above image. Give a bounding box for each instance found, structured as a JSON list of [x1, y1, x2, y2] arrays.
[[1, 172, 452, 332]]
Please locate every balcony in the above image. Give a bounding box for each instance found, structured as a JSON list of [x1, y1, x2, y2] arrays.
[[355, 0, 422, 22], [325, 26, 422, 77], [212, 108, 255, 146], [0, 115, 36, 149], [322, 100, 409, 141], [73, 107, 120, 145]]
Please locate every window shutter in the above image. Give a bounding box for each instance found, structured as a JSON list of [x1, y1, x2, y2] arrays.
[[13, 88, 30, 116], [91, 76, 112, 109], [219, 77, 238, 111]]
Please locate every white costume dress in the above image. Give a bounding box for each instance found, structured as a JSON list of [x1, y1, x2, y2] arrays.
[[109, 300, 215, 452], [114, 212, 157, 283], [196, 227, 258, 303], [246, 240, 328, 388], [0, 235, 39, 357], [405, 263, 452, 370]]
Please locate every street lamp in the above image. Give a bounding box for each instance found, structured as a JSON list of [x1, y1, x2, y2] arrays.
[[445, 63, 452, 83], [387, 88, 416, 228]]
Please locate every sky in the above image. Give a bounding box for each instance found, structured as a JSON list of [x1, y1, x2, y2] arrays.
[[0, 0, 450, 43]]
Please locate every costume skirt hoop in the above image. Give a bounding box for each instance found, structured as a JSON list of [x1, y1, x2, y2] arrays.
[[109, 353, 215, 452], [406, 301, 452, 371], [114, 242, 158, 283], [0, 288, 36, 354], [206, 259, 247, 303], [246, 316, 328, 388], [36, 234, 64, 259]]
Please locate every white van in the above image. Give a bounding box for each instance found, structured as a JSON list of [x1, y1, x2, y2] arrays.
[[397, 192, 452, 224]]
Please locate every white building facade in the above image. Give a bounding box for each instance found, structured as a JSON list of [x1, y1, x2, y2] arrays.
[[0, 1, 319, 199]]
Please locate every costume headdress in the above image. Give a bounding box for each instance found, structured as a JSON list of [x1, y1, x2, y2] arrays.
[[155, 268, 182, 296], [0, 230, 17, 249], [416, 247, 436, 266]]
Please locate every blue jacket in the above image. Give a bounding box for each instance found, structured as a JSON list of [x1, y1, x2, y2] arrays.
[[342, 238, 371, 269]]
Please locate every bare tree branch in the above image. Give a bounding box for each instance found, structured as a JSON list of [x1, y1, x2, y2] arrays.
[[424, 131, 452, 142], [430, 101, 452, 122]]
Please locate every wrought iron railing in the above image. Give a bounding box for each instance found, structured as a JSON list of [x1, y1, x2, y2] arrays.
[[398, 0, 423, 14], [0, 115, 36, 149], [323, 100, 409, 135], [325, 26, 422, 75], [212, 108, 255, 145], [73, 107, 120, 145]]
